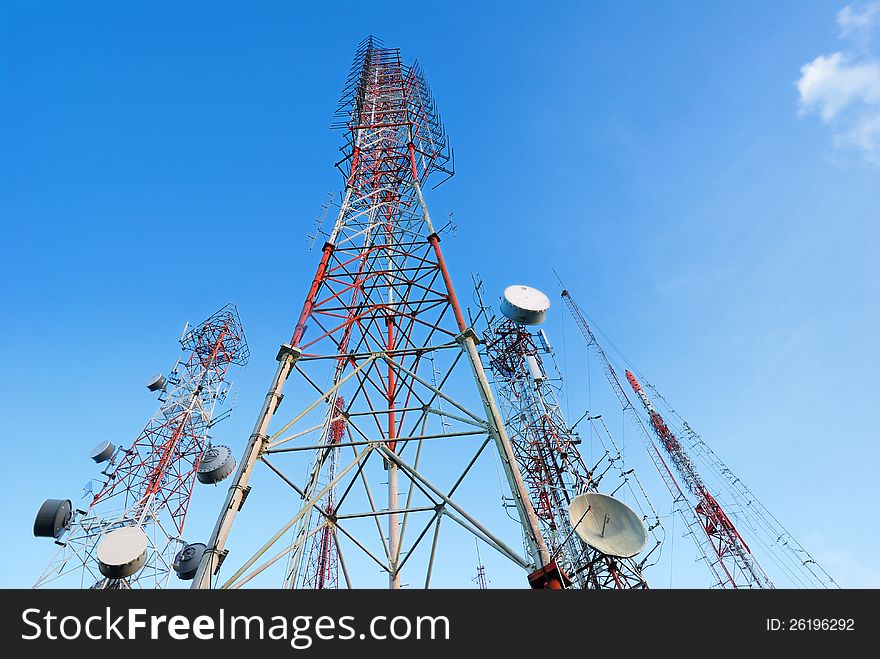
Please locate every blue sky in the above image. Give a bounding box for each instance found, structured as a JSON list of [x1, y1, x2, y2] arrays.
[[1, 1, 878, 588]]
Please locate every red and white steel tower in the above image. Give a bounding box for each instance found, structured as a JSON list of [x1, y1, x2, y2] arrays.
[[191, 37, 562, 589], [633, 375, 839, 588], [34, 304, 248, 588], [291, 396, 346, 589], [625, 370, 772, 588]]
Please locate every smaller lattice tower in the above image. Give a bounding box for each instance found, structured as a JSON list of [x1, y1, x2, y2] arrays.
[[477, 282, 663, 589], [560, 287, 837, 589], [33, 305, 248, 589], [289, 396, 347, 589]]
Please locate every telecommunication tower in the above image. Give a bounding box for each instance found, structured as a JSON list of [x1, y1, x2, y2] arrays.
[[473, 541, 488, 589], [477, 283, 662, 589], [34, 305, 248, 588], [291, 396, 347, 589], [631, 374, 839, 589], [560, 288, 772, 588], [191, 37, 563, 589], [625, 370, 772, 588], [561, 288, 835, 588]]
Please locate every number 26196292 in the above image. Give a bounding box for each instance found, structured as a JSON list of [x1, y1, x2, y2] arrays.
[[766, 618, 854, 631]]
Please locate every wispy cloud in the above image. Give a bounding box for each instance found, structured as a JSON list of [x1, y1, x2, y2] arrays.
[[797, 2, 880, 162], [838, 1, 880, 45]]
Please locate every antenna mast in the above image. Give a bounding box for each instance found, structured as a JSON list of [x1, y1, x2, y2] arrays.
[[560, 289, 772, 588], [625, 370, 772, 588]]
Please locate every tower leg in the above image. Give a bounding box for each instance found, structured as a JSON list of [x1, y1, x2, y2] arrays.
[[457, 330, 552, 571], [191, 344, 299, 589], [388, 462, 401, 589], [425, 229, 552, 574]]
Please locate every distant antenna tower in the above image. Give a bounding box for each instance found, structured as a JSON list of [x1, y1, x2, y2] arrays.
[[626, 370, 773, 588], [632, 374, 838, 588], [473, 540, 488, 589], [33, 305, 248, 588], [478, 284, 660, 589], [286, 396, 347, 589]]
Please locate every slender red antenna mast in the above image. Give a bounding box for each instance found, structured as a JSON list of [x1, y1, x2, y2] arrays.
[[638, 377, 839, 588], [560, 289, 772, 588], [297, 396, 346, 589], [625, 370, 772, 588]]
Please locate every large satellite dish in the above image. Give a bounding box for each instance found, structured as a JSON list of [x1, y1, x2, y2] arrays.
[[568, 492, 647, 558], [500, 285, 550, 325], [96, 527, 148, 578]]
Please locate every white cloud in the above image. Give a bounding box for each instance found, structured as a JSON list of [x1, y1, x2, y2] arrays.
[[835, 112, 880, 159], [796, 5, 880, 162], [797, 53, 880, 120], [837, 2, 880, 42]]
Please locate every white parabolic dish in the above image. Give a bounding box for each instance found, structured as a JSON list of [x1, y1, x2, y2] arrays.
[[500, 285, 551, 325], [568, 492, 647, 558], [96, 526, 149, 578]]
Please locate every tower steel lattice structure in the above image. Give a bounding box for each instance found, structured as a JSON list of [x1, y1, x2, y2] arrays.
[[625, 371, 773, 588], [35, 304, 249, 589], [191, 37, 560, 590], [634, 376, 839, 589], [476, 286, 661, 589], [293, 396, 346, 589], [560, 289, 773, 588]]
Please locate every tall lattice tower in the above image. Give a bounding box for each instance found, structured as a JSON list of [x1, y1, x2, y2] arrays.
[[191, 37, 562, 589], [476, 283, 663, 589], [34, 304, 248, 588]]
